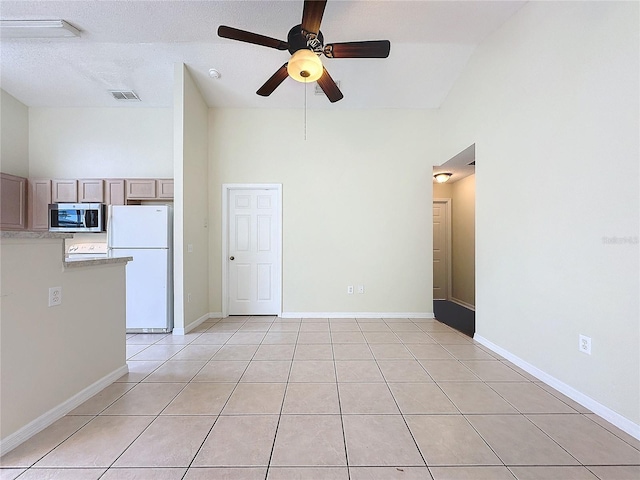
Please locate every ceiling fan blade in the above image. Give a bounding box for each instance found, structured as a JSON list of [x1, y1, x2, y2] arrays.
[[218, 25, 289, 51], [301, 0, 327, 35], [316, 67, 343, 103], [257, 64, 289, 97], [324, 40, 391, 58]]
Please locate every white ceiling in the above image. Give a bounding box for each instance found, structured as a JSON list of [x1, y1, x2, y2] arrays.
[[0, 1, 525, 109]]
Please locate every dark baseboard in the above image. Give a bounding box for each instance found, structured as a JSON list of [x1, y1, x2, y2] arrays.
[[433, 300, 475, 337]]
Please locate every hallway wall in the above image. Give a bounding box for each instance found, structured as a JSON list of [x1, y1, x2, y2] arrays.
[[440, 1, 639, 431], [451, 174, 475, 307]]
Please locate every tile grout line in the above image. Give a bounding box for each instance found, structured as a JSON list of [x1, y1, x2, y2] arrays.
[[106, 317, 238, 478], [394, 319, 506, 472], [263, 316, 300, 479], [99, 321, 219, 477], [330, 320, 352, 479], [177, 317, 246, 480], [580, 414, 640, 453]]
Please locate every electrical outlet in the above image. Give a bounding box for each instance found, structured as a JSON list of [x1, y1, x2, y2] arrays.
[[188, 244, 193, 253], [347, 285, 354, 295], [579, 334, 591, 355], [187, 293, 192, 303], [358, 285, 365, 294], [48, 286, 62, 307]]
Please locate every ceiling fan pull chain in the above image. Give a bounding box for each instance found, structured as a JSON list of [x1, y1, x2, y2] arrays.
[[304, 80, 308, 141]]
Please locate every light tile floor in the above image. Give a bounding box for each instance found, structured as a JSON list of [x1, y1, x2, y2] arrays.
[[2, 317, 639, 480]]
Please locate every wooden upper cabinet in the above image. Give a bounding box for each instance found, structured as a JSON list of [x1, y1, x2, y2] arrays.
[[51, 179, 78, 203], [0, 173, 27, 230], [157, 179, 174, 198], [105, 179, 125, 205], [125, 179, 156, 199], [77, 179, 104, 203], [28, 179, 52, 230]]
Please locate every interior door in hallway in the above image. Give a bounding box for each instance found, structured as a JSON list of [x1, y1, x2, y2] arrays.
[[227, 188, 281, 315], [433, 200, 451, 300]]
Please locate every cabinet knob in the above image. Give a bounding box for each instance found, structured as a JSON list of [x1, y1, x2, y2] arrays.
[[230, 256, 235, 261]]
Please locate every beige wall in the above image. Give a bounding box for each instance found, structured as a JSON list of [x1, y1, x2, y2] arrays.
[[209, 108, 440, 316], [432, 176, 475, 307], [28, 107, 173, 178], [173, 64, 210, 332], [0, 237, 126, 441], [432, 182, 452, 199], [0, 89, 29, 177], [451, 174, 475, 306], [441, 0, 639, 428]]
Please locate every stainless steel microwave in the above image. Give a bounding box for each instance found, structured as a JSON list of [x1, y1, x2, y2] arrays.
[[48, 203, 106, 233]]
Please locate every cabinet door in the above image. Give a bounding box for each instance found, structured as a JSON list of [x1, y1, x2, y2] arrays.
[[51, 179, 78, 203], [125, 179, 156, 199], [78, 179, 104, 203], [156, 179, 174, 198], [28, 179, 52, 230], [105, 179, 125, 205], [0, 173, 27, 230]]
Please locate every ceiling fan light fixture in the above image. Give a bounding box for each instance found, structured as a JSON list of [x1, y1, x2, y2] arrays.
[[287, 49, 323, 82], [434, 172, 453, 183]]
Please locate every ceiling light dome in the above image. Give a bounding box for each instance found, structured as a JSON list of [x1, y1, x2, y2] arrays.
[[287, 49, 323, 83], [434, 172, 453, 183]]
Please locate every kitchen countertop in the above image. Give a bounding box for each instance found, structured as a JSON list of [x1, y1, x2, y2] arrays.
[[1, 230, 73, 240], [64, 255, 133, 268], [1, 231, 132, 268]]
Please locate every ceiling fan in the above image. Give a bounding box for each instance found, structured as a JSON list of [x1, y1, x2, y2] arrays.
[[218, 0, 391, 103]]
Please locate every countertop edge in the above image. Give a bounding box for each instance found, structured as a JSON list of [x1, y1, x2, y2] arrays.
[[63, 256, 133, 268], [1, 231, 74, 240]]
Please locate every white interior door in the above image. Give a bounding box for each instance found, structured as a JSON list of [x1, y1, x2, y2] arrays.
[[227, 187, 281, 315], [433, 200, 451, 300]]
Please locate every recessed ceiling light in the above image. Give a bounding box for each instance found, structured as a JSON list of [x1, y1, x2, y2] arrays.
[[0, 20, 81, 38]]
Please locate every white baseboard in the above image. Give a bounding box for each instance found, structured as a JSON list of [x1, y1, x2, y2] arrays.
[[280, 312, 435, 319], [474, 335, 640, 441], [0, 364, 129, 456], [173, 312, 223, 335], [450, 297, 476, 311]]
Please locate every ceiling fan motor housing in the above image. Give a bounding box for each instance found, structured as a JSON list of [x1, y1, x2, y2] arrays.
[[287, 24, 324, 55]]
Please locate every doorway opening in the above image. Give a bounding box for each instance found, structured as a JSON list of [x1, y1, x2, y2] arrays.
[[432, 144, 476, 335]]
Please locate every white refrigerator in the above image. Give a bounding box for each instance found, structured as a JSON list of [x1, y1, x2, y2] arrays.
[[108, 205, 173, 332]]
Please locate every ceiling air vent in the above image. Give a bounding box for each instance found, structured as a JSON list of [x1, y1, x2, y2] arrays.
[[110, 90, 141, 101], [315, 81, 340, 96]]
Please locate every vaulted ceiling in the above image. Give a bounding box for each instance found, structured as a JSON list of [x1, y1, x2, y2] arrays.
[[0, 1, 525, 109]]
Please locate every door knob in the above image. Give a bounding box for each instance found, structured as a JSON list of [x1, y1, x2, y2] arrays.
[[230, 256, 235, 260]]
